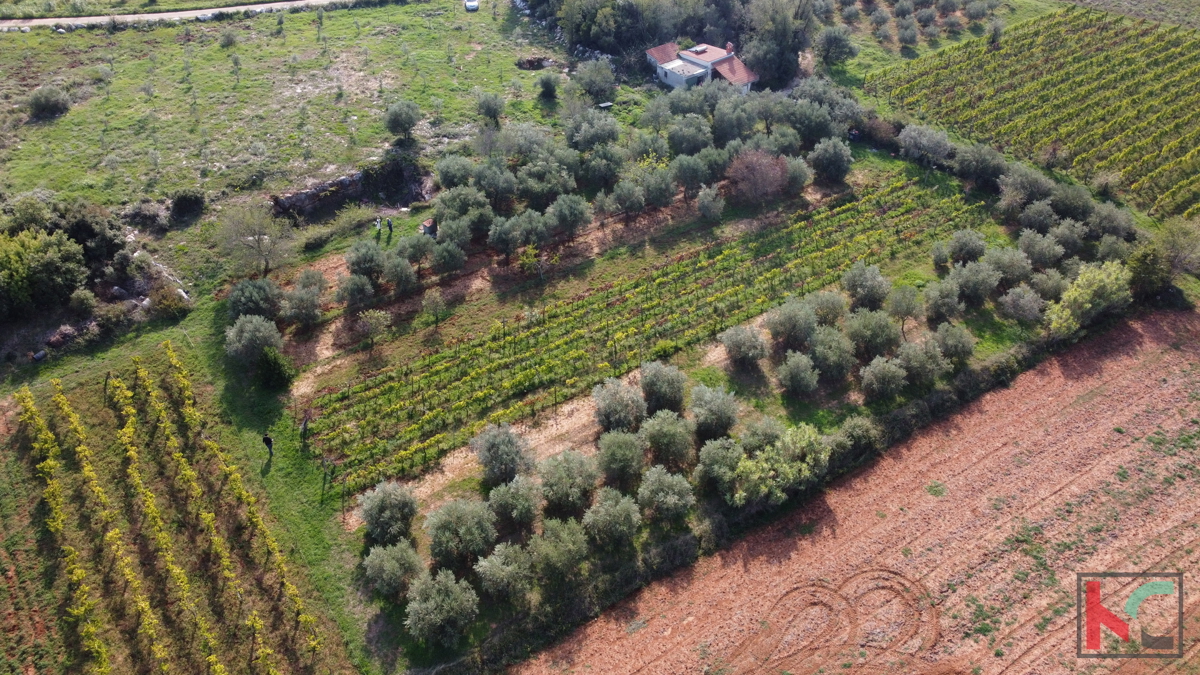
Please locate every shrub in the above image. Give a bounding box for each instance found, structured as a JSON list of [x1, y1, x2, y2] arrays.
[[1126, 242, 1173, 298], [436, 155, 474, 189], [947, 229, 986, 263], [1049, 183, 1094, 222], [360, 481, 419, 545], [28, 86, 71, 120], [1087, 202, 1134, 240], [778, 351, 820, 396], [385, 100, 421, 138], [468, 424, 532, 487], [765, 298, 818, 350], [810, 325, 856, 382], [898, 125, 954, 167], [689, 385, 738, 441], [845, 309, 901, 359], [1030, 269, 1069, 301], [786, 157, 812, 194], [540, 450, 599, 515], [935, 322, 976, 363], [949, 261, 1001, 305], [740, 417, 785, 455], [228, 278, 281, 320], [69, 289, 97, 317], [861, 356, 907, 402], [582, 487, 641, 548], [815, 25, 860, 64], [640, 410, 696, 470], [219, 29, 237, 47], [405, 570, 479, 648], [1099, 235, 1132, 261], [593, 378, 647, 432], [474, 543, 533, 605], [697, 184, 725, 222], [169, 189, 205, 220], [726, 150, 788, 205], [637, 465, 695, 523], [1018, 200, 1059, 233], [718, 325, 767, 369], [841, 261, 891, 310], [257, 346, 296, 389], [597, 432, 646, 490], [224, 314, 283, 362], [432, 242, 467, 274], [148, 281, 192, 321], [692, 438, 743, 501], [896, 340, 950, 387], [537, 72, 560, 99], [924, 278, 963, 322], [363, 541, 422, 598], [1045, 261, 1131, 339], [488, 475, 542, 531], [998, 284, 1045, 322], [475, 90, 505, 123], [731, 424, 829, 508], [809, 138, 853, 183], [425, 500, 497, 569], [1018, 229, 1064, 270], [335, 274, 374, 308], [981, 247, 1032, 287], [529, 519, 588, 598], [806, 290, 847, 325], [574, 60, 616, 101], [640, 361, 686, 416]]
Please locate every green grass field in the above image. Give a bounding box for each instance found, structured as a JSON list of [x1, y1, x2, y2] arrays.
[[0, 0, 561, 205]]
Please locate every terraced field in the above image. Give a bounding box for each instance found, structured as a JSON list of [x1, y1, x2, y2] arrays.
[[865, 8, 1200, 217]]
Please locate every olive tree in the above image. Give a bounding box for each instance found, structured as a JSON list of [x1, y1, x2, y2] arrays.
[[1030, 269, 1069, 301], [359, 481, 419, 545], [582, 487, 641, 548], [593, 378, 647, 432], [949, 261, 1001, 306], [640, 361, 686, 415], [947, 229, 986, 263], [981, 247, 1032, 288], [597, 432, 646, 490], [895, 340, 950, 387], [405, 570, 479, 648], [385, 100, 421, 139], [808, 138, 853, 183], [488, 475, 542, 531], [689, 385, 738, 441], [884, 285, 921, 338], [924, 278, 963, 322], [225, 314, 283, 362], [718, 325, 768, 370], [778, 351, 820, 396], [220, 205, 294, 276], [474, 543, 533, 606], [540, 450, 599, 515], [640, 410, 696, 470], [805, 290, 847, 325], [363, 541, 422, 598], [471, 424, 534, 487], [228, 278, 281, 320], [934, 322, 976, 364], [692, 438, 743, 502], [860, 356, 907, 402], [841, 261, 891, 310], [845, 309, 901, 359], [637, 465, 695, 523], [1018, 229, 1064, 270], [765, 298, 818, 350], [810, 325, 855, 382], [998, 284, 1045, 322], [425, 500, 497, 569]]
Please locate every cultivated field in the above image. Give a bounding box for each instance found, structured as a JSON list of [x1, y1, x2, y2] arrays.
[[865, 8, 1200, 217], [1065, 0, 1200, 29], [515, 310, 1200, 674]]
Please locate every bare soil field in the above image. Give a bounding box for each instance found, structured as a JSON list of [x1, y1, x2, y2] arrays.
[[514, 310, 1200, 675]]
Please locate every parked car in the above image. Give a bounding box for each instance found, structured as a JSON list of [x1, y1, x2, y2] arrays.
[[464, 0, 479, 10]]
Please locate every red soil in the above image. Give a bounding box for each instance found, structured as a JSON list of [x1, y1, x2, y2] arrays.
[[513, 310, 1200, 675]]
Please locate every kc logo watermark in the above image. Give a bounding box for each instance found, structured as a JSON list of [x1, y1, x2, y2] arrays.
[[1076, 572, 1184, 658]]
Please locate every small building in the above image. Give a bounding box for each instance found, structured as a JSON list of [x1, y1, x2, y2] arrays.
[[645, 42, 760, 94]]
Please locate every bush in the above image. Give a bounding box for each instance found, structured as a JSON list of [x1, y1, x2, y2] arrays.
[[1045, 261, 1132, 339], [809, 138, 853, 183], [845, 309, 901, 359], [474, 543, 533, 605], [593, 378, 647, 432], [69, 289, 97, 317], [841, 261, 891, 310], [385, 100, 421, 138], [224, 314, 282, 362], [815, 25, 860, 64], [1099, 236, 1132, 261], [169, 189, 205, 220], [726, 150, 788, 205], [924, 277, 963, 322], [529, 519, 588, 598], [148, 282, 192, 321], [228, 278, 282, 320], [28, 86, 71, 120], [689, 385, 738, 441], [778, 351, 820, 396], [597, 432, 646, 490], [574, 60, 616, 101], [540, 450, 599, 515], [810, 325, 855, 382], [582, 487, 641, 548], [861, 356, 907, 402], [949, 261, 1001, 305], [639, 361, 686, 416], [637, 465, 695, 523], [947, 229, 986, 263], [697, 184, 725, 223], [488, 475, 541, 531], [640, 410, 696, 470], [471, 424, 534, 487], [1018, 229, 1064, 270], [806, 290, 847, 325], [898, 125, 954, 167], [981, 247, 1032, 287], [537, 72, 560, 99], [425, 500, 497, 569], [935, 322, 975, 363], [896, 340, 950, 387], [360, 481, 419, 545], [436, 155, 474, 189], [718, 325, 767, 369], [998, 284, 1044, 322], [475, 91, 505, 123], [432, 242, 467, 274], [1018, 200, 1059, 233], [257, 346, 296, 389], [1088, 202, 1134, 240], [765, 298, 818, 350], [1030, 269, 1069, 301], [405, 570, 479, 648], [692, 438, 743, 501], [363, 541, 422, 598], [1126, 242, 1173, 298]]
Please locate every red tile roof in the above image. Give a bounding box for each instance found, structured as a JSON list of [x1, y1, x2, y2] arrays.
[[713, 56, 758, 86], [679, 43, 729, 63], [645, 42, 679, 65]]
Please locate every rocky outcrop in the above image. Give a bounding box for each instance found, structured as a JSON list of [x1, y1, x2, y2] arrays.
[[271, 149, 431, 217]]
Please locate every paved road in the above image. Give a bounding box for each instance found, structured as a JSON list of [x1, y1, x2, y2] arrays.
[[0, 0, 340, 27]]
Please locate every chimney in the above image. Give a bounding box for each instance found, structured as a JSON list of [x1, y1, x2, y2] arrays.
[[726, 41, 734, 54]]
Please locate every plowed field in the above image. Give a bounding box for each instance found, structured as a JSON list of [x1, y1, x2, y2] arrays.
[[515, 311, 1200, 675]]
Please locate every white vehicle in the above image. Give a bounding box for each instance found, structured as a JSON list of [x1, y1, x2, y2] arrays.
[[464, 0, 480, 11]]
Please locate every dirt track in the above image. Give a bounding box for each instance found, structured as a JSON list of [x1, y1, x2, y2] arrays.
[[514, 310, 1200, 675]]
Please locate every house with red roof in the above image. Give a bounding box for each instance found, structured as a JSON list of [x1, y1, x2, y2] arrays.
[[644, 42, 759, 94]]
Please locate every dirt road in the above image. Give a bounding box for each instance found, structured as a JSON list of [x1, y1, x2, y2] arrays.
[[0, 0, 339, 27], [514, 310, 1200, 675]]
